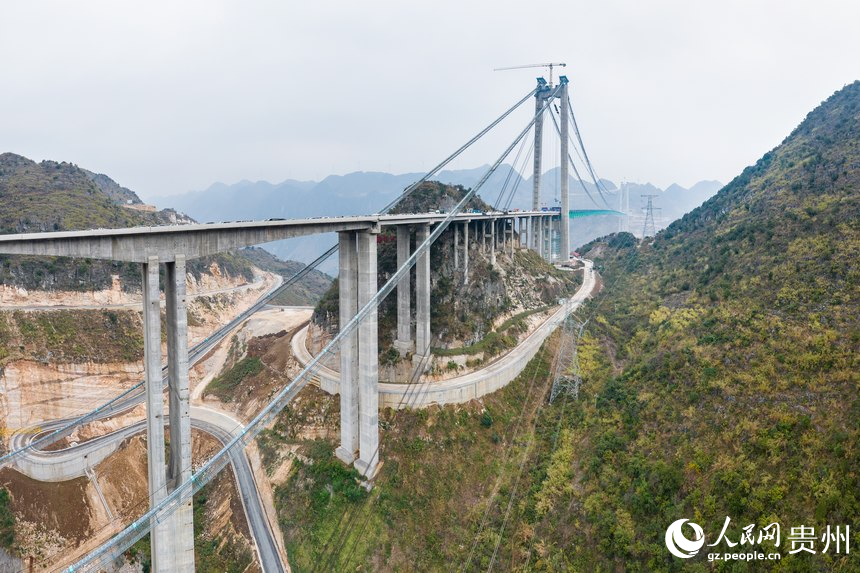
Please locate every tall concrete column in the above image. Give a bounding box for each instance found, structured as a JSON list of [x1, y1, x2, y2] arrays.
[[559, 77, 571, 262], [336, 232, 359, 464], [142, 257, 170, 572], [536, 217, 543, 258], [355, 230, 379, 477], [415, 223, 431, 360], [393, 226, 413, 356], [463, 221, 470, 285], [545, 216, 552, 261], [453, 222, 459, 270], [490, 219, 496, 267], [520, 218, 526, 248], [482, 221, 487, 252], [509, 219, 514, 256], [164, 255, 195, 572]]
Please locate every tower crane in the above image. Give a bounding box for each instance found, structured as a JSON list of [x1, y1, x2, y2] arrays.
[[494, 62, 567, 86]]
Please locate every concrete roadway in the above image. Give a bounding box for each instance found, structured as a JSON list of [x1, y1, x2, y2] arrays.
[[190, 408, 286, 573], [13, 409, 285, 573]]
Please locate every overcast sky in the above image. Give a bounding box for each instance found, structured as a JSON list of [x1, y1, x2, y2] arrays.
[[1, 1, 858, 202]]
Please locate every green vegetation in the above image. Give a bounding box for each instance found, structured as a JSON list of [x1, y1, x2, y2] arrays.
[[0, 488, 14, 551], [432, 306, 550, 357], [0, 154, 153, 235], [0, 153, 256, 291], [512, 80, 860, 570], [0, 309, 144, 364], [204, 356, 263, 402], [387, 180, 492, 215], [268, 338, 556, 571]]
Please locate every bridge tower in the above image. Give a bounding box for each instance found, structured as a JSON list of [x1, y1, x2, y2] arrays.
[[531, 75, 572, 263], [531, 77, 550, 211], [559, 76, 571, 262]]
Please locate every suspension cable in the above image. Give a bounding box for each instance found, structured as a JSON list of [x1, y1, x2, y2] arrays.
[[547, 106, 609, 209], [493, 125, 531, 209], [568, 98, 612, 198]]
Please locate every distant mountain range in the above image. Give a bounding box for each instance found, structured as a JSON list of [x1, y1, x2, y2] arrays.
[[158, 169, 722, 273]]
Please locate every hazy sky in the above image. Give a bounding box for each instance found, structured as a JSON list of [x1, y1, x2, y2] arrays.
[[1, 1, 858, 202]]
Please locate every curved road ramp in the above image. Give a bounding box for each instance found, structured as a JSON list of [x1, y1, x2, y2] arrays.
[[293, 259, 596, 408]]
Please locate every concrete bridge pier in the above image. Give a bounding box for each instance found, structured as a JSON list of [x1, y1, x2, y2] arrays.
[[336, 228, 380, 477], [355, 230, 379, 477], [453, 222, 459, 270], [520, 217, 528, 249], [549, 215, 554, 260], [463, 220, 470, 285], [490, 220, 496, 267], [336, 232, 360, 464], [414, 223, 431, 364], [536, 217, 544, 258], [519, 218, 524, 249], [479, 221, 484, 252], [393, 227, 413, 356], [142, 255, 195, 573], [508, 219, 514, 256]]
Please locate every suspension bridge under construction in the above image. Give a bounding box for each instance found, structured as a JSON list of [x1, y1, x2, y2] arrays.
[[0, 75, 621, 572]]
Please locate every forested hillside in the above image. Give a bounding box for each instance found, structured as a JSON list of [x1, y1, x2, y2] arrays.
[[0, 153, 331, 305], [545, 80, 860, 570]]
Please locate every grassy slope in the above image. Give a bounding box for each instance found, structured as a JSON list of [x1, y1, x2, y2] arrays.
[[0, 154, 154, 234], [260, 336, 559, 572], [527, 82, 860, 571], [0, 310, 144, 365]]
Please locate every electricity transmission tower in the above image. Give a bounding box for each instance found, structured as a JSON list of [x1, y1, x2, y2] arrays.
[[549, 317, 586, 403], [641, 194, 659, 237]]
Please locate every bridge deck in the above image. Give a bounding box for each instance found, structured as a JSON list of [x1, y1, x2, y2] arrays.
[[0, 210, 553, 262]]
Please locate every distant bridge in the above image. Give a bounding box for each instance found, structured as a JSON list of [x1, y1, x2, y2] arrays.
[[568, 209, 624, 218]]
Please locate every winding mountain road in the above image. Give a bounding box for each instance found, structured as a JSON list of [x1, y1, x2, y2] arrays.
[[5, 274, 289, 572]]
